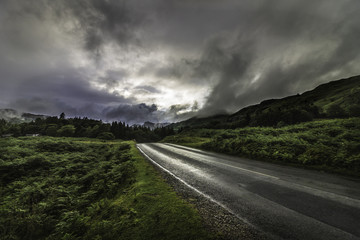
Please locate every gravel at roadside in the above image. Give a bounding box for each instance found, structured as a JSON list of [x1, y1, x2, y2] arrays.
[[148, 158, 272, 240]]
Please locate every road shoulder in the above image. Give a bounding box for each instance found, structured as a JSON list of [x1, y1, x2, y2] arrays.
[[137, 144, 270, 240]]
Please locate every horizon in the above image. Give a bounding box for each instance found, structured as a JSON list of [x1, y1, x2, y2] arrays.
[[1, 1, 360, 124], [1, 74, 357, 125]]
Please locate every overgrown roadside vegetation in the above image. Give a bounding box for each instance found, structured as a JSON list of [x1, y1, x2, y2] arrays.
[[0, 137, 212, 240], [163, 118, 360, 177]]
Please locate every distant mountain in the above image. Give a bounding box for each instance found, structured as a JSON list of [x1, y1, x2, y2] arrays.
[[0, 109, 47, 123], [172, 75, 360, 129]]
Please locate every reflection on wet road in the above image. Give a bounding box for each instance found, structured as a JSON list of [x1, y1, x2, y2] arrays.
[[137, 143, 360, 240]]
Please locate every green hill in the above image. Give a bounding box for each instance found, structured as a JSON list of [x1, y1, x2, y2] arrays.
[[164, 75, 360, 177], [172, 75, 360, 130]]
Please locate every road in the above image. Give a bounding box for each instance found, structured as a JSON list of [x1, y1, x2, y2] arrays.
[[137, 143, 360, 240]]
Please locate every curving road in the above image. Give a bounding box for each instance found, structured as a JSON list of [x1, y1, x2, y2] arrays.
[[137, 143, 360, 240]]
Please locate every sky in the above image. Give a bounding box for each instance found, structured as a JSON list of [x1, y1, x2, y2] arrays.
[[0, 0, 359, 124]]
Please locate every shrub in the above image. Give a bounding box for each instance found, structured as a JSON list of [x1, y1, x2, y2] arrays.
[[97, 132, 115, 140], [26, 155, 52, 169], [298, 146, 334, 165], [348, 105, 360, 117], [0, 138, 138, 239], [36, 141, 84, 153], [45, 125, 58, 136], [164, 118, 360, 176], [57, 125, 76, 137], [327, 104, 347, 118]]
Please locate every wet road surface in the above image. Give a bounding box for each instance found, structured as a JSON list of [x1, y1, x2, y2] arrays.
[[137, 143, 360, 240]]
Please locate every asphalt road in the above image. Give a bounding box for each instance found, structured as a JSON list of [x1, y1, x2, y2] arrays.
[[137, 143, 360, 240]]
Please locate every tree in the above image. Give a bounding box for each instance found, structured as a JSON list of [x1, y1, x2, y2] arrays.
[[8, 125, 21, 137], [45, 124, 58, 136], [57, 125, 75, 137], [60, 112, 65, 120], [97, 132, 115, 140]]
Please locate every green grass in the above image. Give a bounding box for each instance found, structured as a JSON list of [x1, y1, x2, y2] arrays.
[[162, 135, 211, 148], [112, 142, 211, 240], [163, 118, 360, 177], [0, 137, 212, 240]]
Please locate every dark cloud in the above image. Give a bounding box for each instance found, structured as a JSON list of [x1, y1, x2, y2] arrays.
[[100, 70, 129, 89], [103, 103, 159, 124], [11, 97, 78, 116], [193, 36, 255, 116], [16, 71, 132, 104], [192, 0, 360, 115], [170, 104, 190, 112], [68, 0, 144, 53], [1, 0, 144, 56], [154, 58, 198, 83], [102, 102, 199, 124], [5, 70, 133, 119], [166, 102, 199, 122], [1, 0, 360, 124]]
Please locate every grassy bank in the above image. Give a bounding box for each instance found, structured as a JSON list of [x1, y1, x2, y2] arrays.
[[0, 137, 212, 240], [163, 118, 360, 177]]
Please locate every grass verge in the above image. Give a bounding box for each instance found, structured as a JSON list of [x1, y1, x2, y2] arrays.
[[162, 118, 360, 177], [111, 141, 212, 240]]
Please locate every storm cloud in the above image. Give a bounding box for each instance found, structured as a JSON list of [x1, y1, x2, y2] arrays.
[[103, 103, 158, 124], [0, 0, 359, 123]]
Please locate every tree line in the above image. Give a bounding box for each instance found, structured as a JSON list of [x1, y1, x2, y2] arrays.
[[0, 113, 175, 142]]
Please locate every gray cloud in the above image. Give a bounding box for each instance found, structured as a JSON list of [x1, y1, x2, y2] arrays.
[[165, 102, 199, 122], [0, 0, 145, 58], [68, 0, 144, 53], [195, 36, 255, 116], [134, 85, 161, 94], [16, 71, 131, 104], [102, 102, 199, 124], [103, 103, 158, 124], [192, 0, 360, 115], [11, 97, 78, 116], [100, 70, 129, 89], [1, 0, 360, 124], [5, 70, 133, 119]]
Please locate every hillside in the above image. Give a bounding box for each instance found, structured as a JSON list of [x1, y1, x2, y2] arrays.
[[172, 75, 360, 130]]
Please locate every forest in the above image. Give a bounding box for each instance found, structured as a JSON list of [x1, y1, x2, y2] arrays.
[[0, 113, 175, 142]]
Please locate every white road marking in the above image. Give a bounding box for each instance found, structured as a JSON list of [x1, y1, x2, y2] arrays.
[[138, 144, 360, 239], [160, 143, 360, 208], [160, 143, 279, 180], [217, 161, 280, 179], [136, 145, 258, 229]]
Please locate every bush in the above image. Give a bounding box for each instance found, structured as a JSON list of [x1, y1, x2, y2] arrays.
[[26, 155, 52, 169], [327, 104, 347, 118], [45, 125, 58, 136], [97, 132, 115, 140], [348, 105, 360, 117], [36, 141, 84, 153], [164, 118, 360, 176], [57, 125, 76, 137], [0, 138, 137, 239], [298, 146, 334, 165]]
